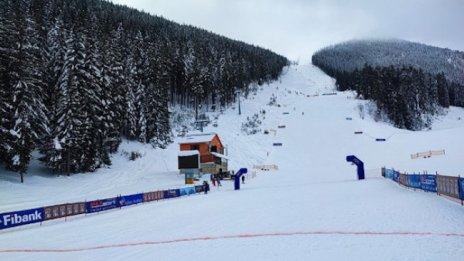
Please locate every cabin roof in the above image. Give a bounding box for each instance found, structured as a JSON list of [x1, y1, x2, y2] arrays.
[[178, 132, 218, 144], [178, 150, 200, 156], [211, 152, 230, 160]]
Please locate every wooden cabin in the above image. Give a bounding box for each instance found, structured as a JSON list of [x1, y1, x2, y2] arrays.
[[179, 133, 228, 174]]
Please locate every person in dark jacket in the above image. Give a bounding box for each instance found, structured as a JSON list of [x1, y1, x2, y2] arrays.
[[217, 169, 223, 186], [203, 180, 210, 194]]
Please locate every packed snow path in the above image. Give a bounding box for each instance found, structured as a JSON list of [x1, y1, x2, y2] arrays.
[[1, 65, 464, 260]]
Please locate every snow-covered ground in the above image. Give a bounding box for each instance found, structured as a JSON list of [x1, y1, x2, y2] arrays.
[[1, 64, 464, 260]]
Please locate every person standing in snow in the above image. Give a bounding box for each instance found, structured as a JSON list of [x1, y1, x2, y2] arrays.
[[217, 169, 223, 186], [203, 180, 210, 194], [211, 174, 216, 186]]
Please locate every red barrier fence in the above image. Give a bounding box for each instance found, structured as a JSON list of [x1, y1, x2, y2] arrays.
[[143, 191, 164, 202], [44, 203, 86, 221], [436, 175, 460, 199], [398, 173, 408, 187]]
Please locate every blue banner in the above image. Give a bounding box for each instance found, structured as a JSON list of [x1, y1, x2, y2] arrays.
[[385, 169, 398, 181], [392, 170, 399, 182], [459, 178, 464, 200], [420, 175, 437, 192], [195, 185, 204, 193], [384, 169, 392, 179], [0, 208, 45, 230], [163, 189, 180, 199], [407, 174, 421, 189], [180, 187, 196, 196], [118, 193, 143, 207], [86, 197, 119, 213]]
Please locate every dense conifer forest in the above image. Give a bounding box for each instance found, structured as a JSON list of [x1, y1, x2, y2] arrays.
[[0, 0, 288, 178], [312, 39, 464, 130]]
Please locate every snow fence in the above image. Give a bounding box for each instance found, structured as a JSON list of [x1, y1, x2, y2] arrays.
[[383, 168, 464, 205], [0, 185, 204, 231]]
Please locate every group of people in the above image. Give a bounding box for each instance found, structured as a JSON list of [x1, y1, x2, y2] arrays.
[[202, 168, 246, 194], [210, 173, 222, 186], [203, 170, 222, 194]]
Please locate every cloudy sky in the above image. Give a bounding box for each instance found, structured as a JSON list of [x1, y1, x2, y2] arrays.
[[112, 0, 464, 63]]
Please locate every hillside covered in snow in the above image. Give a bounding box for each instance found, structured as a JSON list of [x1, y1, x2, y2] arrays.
[[1, 64, 464, 260], [312, 39, 464, 85], [312, 39, 464, 130]]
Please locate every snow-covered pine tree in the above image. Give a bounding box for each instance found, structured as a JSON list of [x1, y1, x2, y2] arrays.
[[0, 0, 16, 166], [436, 73, 450, 108], [4, 0, 48, 181]]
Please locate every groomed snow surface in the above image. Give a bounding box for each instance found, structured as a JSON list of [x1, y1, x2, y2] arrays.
[[1, 64, 464, 260]]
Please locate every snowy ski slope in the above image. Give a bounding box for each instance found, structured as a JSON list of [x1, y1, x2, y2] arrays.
[[1, 64, 464, 260]]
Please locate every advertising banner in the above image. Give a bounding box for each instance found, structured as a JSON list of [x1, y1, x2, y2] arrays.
[[119, 194, 144, 207], [163, 189, 180, 199], [384, 169, 400, 182], [459, 178, 464, 200], [420, 175, 437, 192], [180, 187, 196, 196], [0, 208, 45, 230], [195, 185, 204, 193], [86, 197, 119, 213], [384, 169, 394, 180], [407, 174, 421, 189]]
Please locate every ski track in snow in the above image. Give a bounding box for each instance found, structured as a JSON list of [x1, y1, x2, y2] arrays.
[[2, 230, 464, 253]]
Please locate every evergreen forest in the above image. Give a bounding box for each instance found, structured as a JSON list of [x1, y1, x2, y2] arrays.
[[0, 0, 288, 179], [312, 39, 464, 130]]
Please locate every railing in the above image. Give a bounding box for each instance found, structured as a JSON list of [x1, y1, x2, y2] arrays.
[[252, 164, 279, 171], [383, 168, 464, 205], [410, 150, 445, 159]]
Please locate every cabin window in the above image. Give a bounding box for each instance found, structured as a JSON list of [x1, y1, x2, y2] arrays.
[[191, 145, 199, 151], [211, 145, 217, 152]]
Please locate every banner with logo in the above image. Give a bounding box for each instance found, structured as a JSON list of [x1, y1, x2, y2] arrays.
[[0, 208, 45, 230], [180, 186, 196, 196], [459, 178, 464, 200], [163, 189, 180, 199], [420, 175, 437, 192], [118, 194, 144, 207], [86, 197, 119, 213], [392, 170, 399, 182], [407, 174, 421, 189], [195, 185, 204, 193], [384, 169, 394, 180]]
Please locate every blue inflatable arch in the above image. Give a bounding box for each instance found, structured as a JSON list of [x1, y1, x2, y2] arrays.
[[346, 155, 365, 180]]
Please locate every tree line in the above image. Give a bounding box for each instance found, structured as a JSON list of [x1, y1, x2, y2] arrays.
[[312, 40, 464, 130], [0, 0, 288, 180]]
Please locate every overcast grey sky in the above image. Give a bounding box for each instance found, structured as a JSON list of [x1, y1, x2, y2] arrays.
[[112, 0, 464, 63]]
